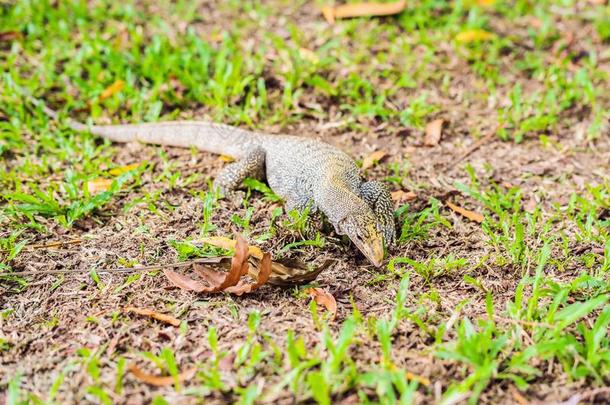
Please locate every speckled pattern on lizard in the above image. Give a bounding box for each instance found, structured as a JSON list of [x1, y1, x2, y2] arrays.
[[29, 96, 396, 267]]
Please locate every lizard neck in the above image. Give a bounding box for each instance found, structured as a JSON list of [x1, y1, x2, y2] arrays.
[[314, 180, 362, 224]]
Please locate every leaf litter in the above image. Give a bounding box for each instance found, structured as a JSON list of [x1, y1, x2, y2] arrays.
[[128, 363, 196, 387], [98, 79, 125, 101], [446, 201, 485, 223], [424, 118, 444, 146], [123, 306, 181, 327], [361, 150, 387, 170], [322, 0, 408, 24], [163, 234, 331, 295], [306, 287, 338, 319]]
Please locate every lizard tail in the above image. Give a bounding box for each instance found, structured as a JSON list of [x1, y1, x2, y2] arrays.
[[24, 92, 259, 159], [82, 121, 259, 159]]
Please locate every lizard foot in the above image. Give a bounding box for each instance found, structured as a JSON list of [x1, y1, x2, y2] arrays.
[[212, 147, 266, 207]]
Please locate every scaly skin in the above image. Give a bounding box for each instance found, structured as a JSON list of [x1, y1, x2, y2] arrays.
[[29, 97, 396, 266]]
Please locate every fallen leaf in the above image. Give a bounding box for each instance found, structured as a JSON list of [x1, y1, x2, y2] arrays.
[[124, 306, 181, 327], [218, 155, 235, 162], [475, 0, 495, 6], [163, 234, 271, 295], [391, 190, 417, 203], [455, 29, 494, 43], [446, 201, 484, 223], [405, 371, 431, 386], [169, 250, 330, 287], [267, 259, 334, 286], [299, 47, 319, 64], [306, 287, 337, 319], [108, 163, 140, 176], [128, 363, 196, 387], [0, 31, 22, 42], [322, 0, 407, 24], [218, 352, 236, 372], [523, 198, 537, 213], [87, 178, 113, 194], [198, 236, 265, 259], [362, 150, 387, 170], [99, 79, 125, 101], [166, 234, 331, 291], [424, 119, 444, 146], [163, 268, 207, 291], [511, 387, 528, 405], [225, 252, 271, 295]]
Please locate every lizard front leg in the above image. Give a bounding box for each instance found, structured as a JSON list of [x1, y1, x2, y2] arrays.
[[358, 180, 396, 246], [213, 147, 266, 200]]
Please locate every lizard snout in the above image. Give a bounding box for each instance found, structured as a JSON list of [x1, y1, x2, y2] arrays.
[[337, 210, 386, 267], [346, 222, 385, 267], [354, 233, 384, 267]]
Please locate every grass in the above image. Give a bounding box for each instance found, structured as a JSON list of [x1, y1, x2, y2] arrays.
[[1, 0, 609, 403]]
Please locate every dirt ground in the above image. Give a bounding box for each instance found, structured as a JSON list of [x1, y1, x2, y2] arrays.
[[1, 1, 610, 404]]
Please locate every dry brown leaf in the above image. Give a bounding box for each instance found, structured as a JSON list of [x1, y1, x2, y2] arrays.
[[108, 163, 140, 176], [228, 233, 250, 281], [128, 363, 196, 387], [405, 371, 431, 386], [198, 236, 265, 259], [124, 306, 180, 327], [446, 201, 484, 223], [87, 178, 113, 194], [166, 251, 329, 287], [225, 252, 271, 296], [218, 352, 236, 372], [218, 155, 235, 163], [267, 259, 334, 286], [362, 150, 387, 170], [455, 29, 494, 43], [523, 198, 537, 213], [193, 265, 227, 286], [511, 387, 528, 405], [99, 79, 125, 101], [424, 119, 444, 146], [163, 268, 207, 291], [163, 234, 272, 295], [306, 287, 337, 318], [322, 0, 407, 24], [391, 190, 417, 203], [299, 47, 319, 64], [0, 31, 22, 42]]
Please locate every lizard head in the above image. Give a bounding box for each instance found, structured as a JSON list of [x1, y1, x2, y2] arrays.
[[337, 208, 385, 267]]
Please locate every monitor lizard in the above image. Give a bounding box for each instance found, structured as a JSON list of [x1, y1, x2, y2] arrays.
[[27, 96, 396, 267]]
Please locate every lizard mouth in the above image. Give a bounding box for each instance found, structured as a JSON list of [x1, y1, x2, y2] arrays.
[[352, 236, 384, 267]]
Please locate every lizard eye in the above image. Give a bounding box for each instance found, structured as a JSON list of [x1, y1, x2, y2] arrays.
[[358, 227, 370, 240]]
